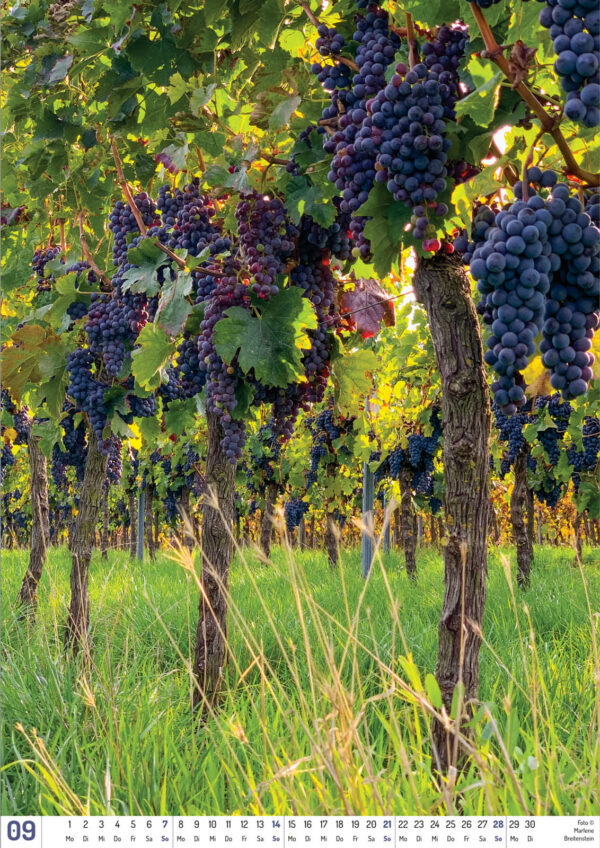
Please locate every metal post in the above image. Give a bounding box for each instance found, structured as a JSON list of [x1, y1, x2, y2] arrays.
[[361, 460, 374, 578]]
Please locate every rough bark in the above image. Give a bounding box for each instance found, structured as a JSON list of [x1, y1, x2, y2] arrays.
[[526, 486, 535, 562], [146, 482, 156, 559], [393, 507, 401, 548], [324, 513, 338, 567], [65, 429, 108, 656], [309, 514, 315, 548], [179, 487, 195, 550], [101, 484, 109, 560], [430, 513, 438, 548], [573, 512, 583, 565], [399, 469, 416, 578], [260, 480, 278, 559], [413, 253, 491, 775], [192, 412, 236, 713], [17, 429, 50, 614], [154, 507, 160, 552], [298, 515, 306, 550], [511, 451, 531, 589]]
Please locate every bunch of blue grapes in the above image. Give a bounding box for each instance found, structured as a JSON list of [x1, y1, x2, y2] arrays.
[[566, 415, 600, 490], [454, 203, 497, 266], [235, 193, 298, 298], [51, 403, 87, 487], [323, 6, 401, 216], [105, 436, 123, 484], [171, 189, 231, 259], [66, 349, 109, 447], [109, 193, 159, 267], [421, 24, 469, 107], [316, 24, 345, 56], [375, 408, 442, 498], [197, 260, 249, 462], [11, 407, 31, 445], [466, 0, 501, 7], [312, 61, 352, 92], [305, 407, 354, 488], [163, 490, 179, 524], [1, 443, 15, 484], [492, 402, 531, 477], [284, 497, 309, 532], [85, 288, 148, 377], [537, 0, 600, 128], [472, 169, 600, 411], [128, 393, 156, 419], [370, 61, 455, 240], [246, 421, 281, 495], [157, 365, 185, 407], [32, 246, 61, 292]]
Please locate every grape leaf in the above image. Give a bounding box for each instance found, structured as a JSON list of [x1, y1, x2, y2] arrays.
[[331, 348, 378, 417], [121, 240, 168, 296], [214, 287, 317, 387], [455, 69, 503, 128], [131, 324, 176, 391], [340, 278, 395, 339]]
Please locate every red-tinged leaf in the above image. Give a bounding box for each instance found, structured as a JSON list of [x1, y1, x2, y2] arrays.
[[340, 278, 395, 340]]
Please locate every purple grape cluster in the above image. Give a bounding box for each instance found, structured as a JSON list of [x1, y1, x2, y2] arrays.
[[32, 246, 61, 292], [105, 436, 123, 484], [109, 193, 159, 267], [235, 192, 298, 298], [473, 169, 600, 410], [85, 288, 148, 377], [51, 403, 87, 487], [537, 0, 600, 128], [66, 349, 109, 447], [284, 497, 309, 532], [376, 408, 442, 500], [370, 62, 455, 237]]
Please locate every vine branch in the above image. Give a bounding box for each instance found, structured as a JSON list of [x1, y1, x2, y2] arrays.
[[405, 13, 419, 70], [77, 212, 111, 287], [299, 1, 320, 30], [109, 136, 186, 270], [470, 3, 599, 186]]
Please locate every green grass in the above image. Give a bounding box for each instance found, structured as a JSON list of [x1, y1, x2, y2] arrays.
[[1, 541, 599, 816]]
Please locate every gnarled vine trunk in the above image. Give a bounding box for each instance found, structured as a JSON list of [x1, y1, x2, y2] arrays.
[[511, 451, 531, 588], [128, 491, 137, 560], [101, 484, 109, 560], [413, 253, 491, 775], [399, 468, 416, 578], [298, 515, 306, 550], [146, 482, 156, 560], [260, 480, 278, 559], [65, 429, 108, 656], [192, 412, 236, 713], [324, 513, 338, 567], [17, 429, 50, 615], [526, 486, 535, 564]]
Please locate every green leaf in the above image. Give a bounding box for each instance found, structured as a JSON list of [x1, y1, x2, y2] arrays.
[[190, 84, 217, 115], [156, 270, 193, 336], [164, 398, 198, 436], [48, 55, 74, 84], [121, 240, 167, 296], [131, 324, 176, 391], [331, 348, 377, 417], [268, 95, 301, 130], [204, 0, 224, 25], [214, 287, 317, 388], [455, 69, 503, 127], [425, 673, 443, 710]]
